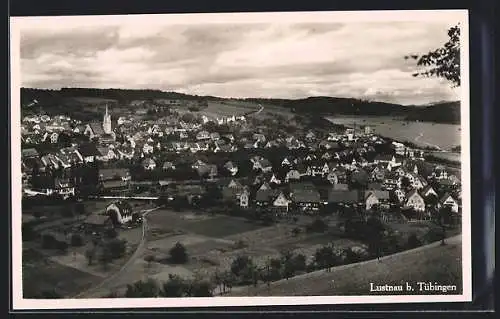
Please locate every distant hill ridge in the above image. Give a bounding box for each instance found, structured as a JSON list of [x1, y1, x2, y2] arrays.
[[20, 88, 460, 124]]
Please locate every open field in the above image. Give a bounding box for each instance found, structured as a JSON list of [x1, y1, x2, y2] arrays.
[[228, 235, 462, 296], [22, 248, 102, 298], [326, 116, 460, 151]]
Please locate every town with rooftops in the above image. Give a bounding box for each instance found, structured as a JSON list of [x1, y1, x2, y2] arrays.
[[20, 90, 462, 299]]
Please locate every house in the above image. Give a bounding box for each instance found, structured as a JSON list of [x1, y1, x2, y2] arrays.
[[196, 130, 210, 140], [281, 157, 292, 167], [404, 189, 426, 212], [285, 169, 301, 182], [162, 161, 176, 171], [255, 188, 279, 207], [326, 171, 339, 185], [305, 131, 316, 141], [76, 143, 101, 163], [224, 161, 239, 176], [106, 201, 134, 226], [251, 156, 273, 173], [272, 191, 291, 212], [432, 165, 449, 180], [364, 190, 390, 210], [438, 193, 459, 213], [420, 185, 438, 199], [289, 183, 321, 212], [333, 183, 349, 191], [54, 178, 75, 198], [99, 168, 131, 182], [328, 190, 360, 206], [142, 158, 156, 170], [96, 146, 116, 161], [239, 188, 250, 208], [269, 174, 281, 185], [50, 132, 59, 143], [84, 122, 105, 139]]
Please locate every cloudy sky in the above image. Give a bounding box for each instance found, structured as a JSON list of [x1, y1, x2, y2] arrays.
[[18, 15, 461, 105]]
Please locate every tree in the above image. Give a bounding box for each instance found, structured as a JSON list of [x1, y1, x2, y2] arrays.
[[230, 255, 253, 277], [435, 206, 452, 245], [292, 254, 307, 273], [41, 233, 56, 249], [161, 274, 188, 297], [169, 242, 188, 264], [407, 233, 422, 249], [366, 215, 386, 260], [306, 218, 329, 233], [105, 228, 118, 239], [85, 247, 96, 265], [314, 245, 339, 272], [71, 233, 84, 247], [98, 246, 113, 270], [105, 238, 127, 259], [189, 279, 214, 297], [125, 278, 160, 298], [405, 24, 460, 87]]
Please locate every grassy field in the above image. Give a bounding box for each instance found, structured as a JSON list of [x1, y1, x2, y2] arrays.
[[228, 235, 462, 296], [22, 248, 102, 298]]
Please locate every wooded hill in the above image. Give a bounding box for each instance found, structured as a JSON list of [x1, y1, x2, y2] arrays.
[[21, 88, 460, 124]]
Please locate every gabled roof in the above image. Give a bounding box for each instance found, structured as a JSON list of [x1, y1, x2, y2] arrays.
[[291, 189, 321, 203], [22, 148, 39, 158], [256, 189, 279, 202], [88, 122, 105, 135], [99, 168, 129, 181], [439, 193, 457, 205], [364, 190, 390, 201], [333, 183, 349, 191], [78, 143, 101, 157], [328, 190, 360, 203]]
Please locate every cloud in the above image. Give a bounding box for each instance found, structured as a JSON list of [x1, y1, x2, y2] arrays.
[[18, 19, 461, 105]]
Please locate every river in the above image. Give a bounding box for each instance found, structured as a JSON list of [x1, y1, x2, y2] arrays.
[[325, 116, 461, 152]]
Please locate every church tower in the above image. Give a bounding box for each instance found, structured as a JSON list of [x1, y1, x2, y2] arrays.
[[103, 104, 112, 134]]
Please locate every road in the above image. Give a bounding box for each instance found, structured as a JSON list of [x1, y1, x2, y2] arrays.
[[74, 207, 160, 298], [227, 235, 462, 296]]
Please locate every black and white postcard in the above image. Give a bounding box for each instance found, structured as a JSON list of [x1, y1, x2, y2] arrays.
[[10, 10, 471, 309]]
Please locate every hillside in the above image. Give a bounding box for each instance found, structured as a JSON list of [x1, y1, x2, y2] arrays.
[[404, 101, 461, 125], [20, 88, 460, 124]]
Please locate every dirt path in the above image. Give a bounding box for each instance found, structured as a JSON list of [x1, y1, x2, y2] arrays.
[[73, 207, 160, 298]]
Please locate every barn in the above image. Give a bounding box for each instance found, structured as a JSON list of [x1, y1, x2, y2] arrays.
[[106, 201, 134, 226]]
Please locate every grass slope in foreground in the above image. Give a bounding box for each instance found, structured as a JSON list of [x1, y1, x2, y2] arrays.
[[228, 236, 462, 296]]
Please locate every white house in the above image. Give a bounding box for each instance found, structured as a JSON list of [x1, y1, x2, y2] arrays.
[[106, 201, 134, 225], [438, 193, 459, 213]]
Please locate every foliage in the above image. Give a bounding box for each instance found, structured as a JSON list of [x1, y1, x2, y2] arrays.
[[306, 218, 329, 233], [169, 242, 188, 264], [314, 244, 341, 271], [160, 274, 189, 297], [230, 255, 253, 277], [407, 233, 423, 249], [406, 24, 460, 87], [125, 278, 160, 298], [70, 233, 84, 247]]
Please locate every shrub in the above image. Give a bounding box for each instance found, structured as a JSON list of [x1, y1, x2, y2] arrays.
[[169, 242, 188, 264], [71, 233, 84, 247]]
